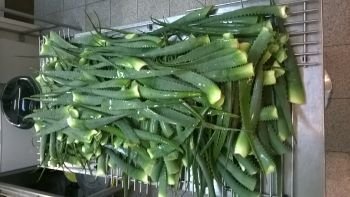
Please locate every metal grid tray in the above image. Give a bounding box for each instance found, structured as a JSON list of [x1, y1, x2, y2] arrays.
[[39, 0, 324, 196]]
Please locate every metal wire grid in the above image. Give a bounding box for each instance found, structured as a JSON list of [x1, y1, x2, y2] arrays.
[[37, 0, 322, 196]]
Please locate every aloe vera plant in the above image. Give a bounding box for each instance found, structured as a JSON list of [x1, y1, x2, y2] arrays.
[[30, 4, 304, 197]]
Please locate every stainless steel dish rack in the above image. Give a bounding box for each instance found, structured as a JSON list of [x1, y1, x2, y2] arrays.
[[38, 0, 325, 196]]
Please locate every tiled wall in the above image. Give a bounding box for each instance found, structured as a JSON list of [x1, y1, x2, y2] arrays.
[[326, 152, 350, 197], [323, 0, 350, 196], [34, 0, 223, 33], [323, 0, 350, 153]]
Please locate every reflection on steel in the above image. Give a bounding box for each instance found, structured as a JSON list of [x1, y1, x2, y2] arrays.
[[324, 71, 332, 108]]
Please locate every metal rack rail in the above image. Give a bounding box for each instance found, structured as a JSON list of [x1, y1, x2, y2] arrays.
[[38, 0, 324, 196]]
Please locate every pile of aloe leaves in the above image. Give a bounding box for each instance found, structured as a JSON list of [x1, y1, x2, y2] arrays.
[[30, 4, 305, 197]]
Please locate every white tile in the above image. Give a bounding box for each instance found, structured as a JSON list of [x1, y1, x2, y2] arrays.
[[34, 0, 45, 17], [137, 0, 170, 22], [64, 0, 85, 10], [86, 0, 106, 5], [324, 45, 350, 99], [323, 0, 350, 46], [44, 0, 64, 15], [169, 0, 205, 16], [325, 99, 350, 152], [326, 152, 350, 197], [110, 0, 138, 27], [63, 7, 85, 33], [85, 0, 111, 31]]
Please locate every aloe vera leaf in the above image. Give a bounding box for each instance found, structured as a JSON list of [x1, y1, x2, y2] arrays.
[[49, 31, 77, 49], [84, 68, 179, 79], [138, 76, 199, 92], [106, 149, 148, 183], [101, 126, 126, 139], [267, 123, 290, 155], [173, 46, 239, 66], [68, 114, 131, 130], [78, 84, 140, 99], [96, 153, 107, 177], [198, 5, 287, 25], [234, 154, 259, 175], [158, 166, 167, 197], [49, 76, 87, 87], [62, 127, 97, 143], [167, 39, 237, 65], [170, 21, 269, 36], [150, 160, 163, 182], [110, 35, 162, 44], [275, 18, 306, 104], [250, 47, 274, 131], [102, 99, 179, 111], [138, 36, 210, 57], [260, 105, 279, 121], [155, 108, 197, 127], [42, 70, 81, 81], [236, 79, 252, 156], [149, 119, 159, 147], [49, 133, 58, 166], [234, 131, 251, 157], [38, 119, 68, 136], [139, 85, 201, 100], [139, 108, 193, 128], [164, 158, 180, 175], [89, 45, 152, 57], [39, 135, 48, 165], [115, 119, 140, 144], [284, 45, 306, 104], [40, 40, 76, 60], [133, 129, 182, 153], [131, 148, 155, 173], [203, 63, 254, 82], [264, 70, 277, 85], [110, 56, 148, 70], [201, 16, 259, 26], [250, 135, 276, 174], [181, 50, 248, 73], [277, 117, 290, 141], [257, 122, 276, 156], [272, 61, 285, 78], [212, 82, 232, 160], [80, 104, 135, 116], [111, 40, 160, 49], [159, 121, 175, 138], [85, 79, 130, 89], [151, 5, 215, 35], [217, 162, 259, 197], [248, 27, 273, 66], [192, 150, 215, 197], [274, 77, 294, 137], [218, 155, 257, 191], [176, 71, 221, 105], [72, 92, 104, 106], [239, 80, 252, 132], [274, 48, 288, 63], [25, 106, 70, 120]]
